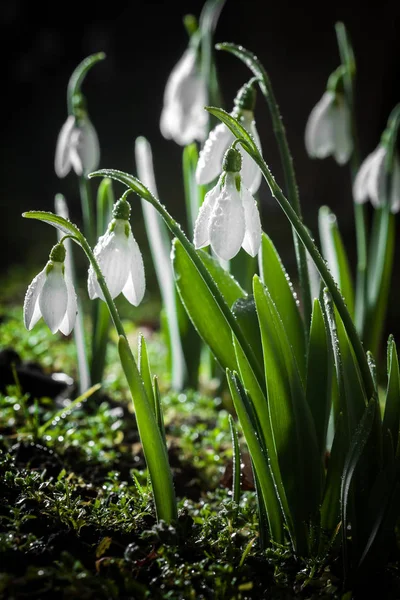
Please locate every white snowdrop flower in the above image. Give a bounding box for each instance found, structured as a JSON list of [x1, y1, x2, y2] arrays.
[[55, 113, 100, 178], [160, 46, 208, 146], [24, 243, 77, 335], [353, 144, 400, 213], [196, 81, 262, 194], [194, 147, 262, 261], [88, 198, 145, 305], [305, 91, 353, 165]]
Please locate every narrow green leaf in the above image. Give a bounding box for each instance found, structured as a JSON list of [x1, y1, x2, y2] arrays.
[[118, 336, 177, 523], [39, 384, 101, 436], [228, 414, 241, 506], [153, 376, 167, 442], [306, 299, 331, 457], [67, 52, 105, 114], [254, 275, 321, 554], [258, 232, 306, 381], [226, 370, 283, 543], [232, 296, 263, 376], [23, 211, 83, 241], [138, 334, 156, 416], [172, 238, 245, 372], [183, 143, 206, 232], [383, 336, 400, 453], [318, 206, 355, 318], [320, 414, 347, 532], [340, 398, 377, 571], [96, 177, 114, 238]]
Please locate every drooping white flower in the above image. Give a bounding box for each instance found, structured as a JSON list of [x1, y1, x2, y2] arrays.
[[305, 91, 353, 165], [196, 82, 262, 194], [55, 114, 100, 178], [88, 198, 145, 305], [353, 144, 400, 213], [24, 243, 77, 335], [194, 147, 262, 261], [160, 47, 208, 146]]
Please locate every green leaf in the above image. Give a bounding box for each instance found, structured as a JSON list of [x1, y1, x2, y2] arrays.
[[228, 414, 241, 506], [172, 239, 245, 372], [183, 143, 206, 232], [318, 206, 355, 318], [254, 275, 321, 554], [67, 52, 105, 114], [232, 296, 263, 376], [153, 376, 167, 442], [258, 232, 306, 381], [96, 177, 114, 238], [340, 398, 377, 571], [138, 334, 156, 416], [306, 299, 331, 457], [118, 336, 177, 523], [226, 370, 284, 543], [383, 336, 400, 455], [320, 414, 347, 532]]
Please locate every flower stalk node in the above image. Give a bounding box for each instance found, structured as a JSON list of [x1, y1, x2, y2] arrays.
[[234, 80, 257, 112], [49, 242, 66, 263], [223, 147, 242, 173], [112, 197, 131, 220]]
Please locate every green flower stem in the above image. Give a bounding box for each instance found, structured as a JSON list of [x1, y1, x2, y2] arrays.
[[67, 52, 105, 116], [335, 22, 368, 337], [217, 43, 312, 336], [203, 107, 375, 401], [79, 237, 177, 523], [22, 211, 177, 524], [89, 169, 265, 388], [79, 175, 95, 248]]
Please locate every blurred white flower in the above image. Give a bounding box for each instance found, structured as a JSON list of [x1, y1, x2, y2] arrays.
[[196, 110, 262, 194], [24, 245, 77, 335], [88, 217, 145, 306], [160, 47, 208, 146], [55, 115, 100, 178], [305, 91, 353, 165], [353, 144, 400, 213], [194, 148, 262, 261]]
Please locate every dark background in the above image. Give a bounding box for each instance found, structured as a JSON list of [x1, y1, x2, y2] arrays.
[[1, 0, 399, 336]]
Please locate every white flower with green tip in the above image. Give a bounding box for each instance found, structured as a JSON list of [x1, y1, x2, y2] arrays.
[[88, 198, 145, 305], [55, 114, 100, 178], [196, 81, 262, 193], [160, 47, 208, 146], [353, 144, 400, 213], [194, 147, 262, 261], [305, 91, 353, 165], [24, 243, 77, 335]]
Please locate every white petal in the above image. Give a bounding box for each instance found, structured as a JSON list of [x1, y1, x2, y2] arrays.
[[68, 132, 84, 176], [241, 186, 262, 257], [353, 150, 377, 204], [76, 119, 100, 175], [332, 99, 353, 165], [23, 268, 46, 330], [92, 220, 131, 300], [59, 274, 77, 335], [39, 264, 68, 333], [390, 156, 400, 214], [87, 265, 99, 300], [160, 48, 207, 145], [193, 183, 220, 248], [240, 112, 262, 193], [368, 146, 387, 208], [54, 115, 75, 178], [209, 173, 245, 261], [304, 92, 336, 159], [122, 233, 146, 306], [196, 123, 233, 185]]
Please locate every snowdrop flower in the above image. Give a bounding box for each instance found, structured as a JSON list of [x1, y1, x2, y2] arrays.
[[353, 144, 400, 213], [160, 46, 208, 146], [24, 242, 77, 335], [55, 94, 100, 178], [305, 91, 353, 165], [196, 81, 262, 194], [194, 147, 262, 261], [88, 197, 145, 305]]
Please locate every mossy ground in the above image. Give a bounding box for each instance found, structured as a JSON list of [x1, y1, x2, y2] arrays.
[[0, 283, 399, 599]]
